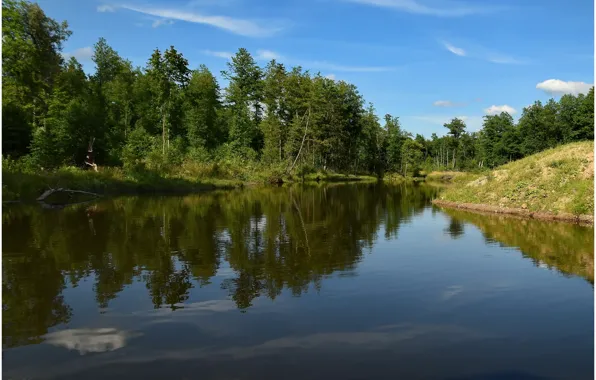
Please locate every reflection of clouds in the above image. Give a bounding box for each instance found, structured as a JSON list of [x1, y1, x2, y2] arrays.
[[146, 299, 238, 317], [226, 323, 485, 358], [442, 285, 463, 300], [44, 328, 141, 355], [182, 300, 237, 312], [110, 323, 490, 363]]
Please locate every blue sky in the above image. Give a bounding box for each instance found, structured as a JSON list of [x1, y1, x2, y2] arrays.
[[39, 0, 593, 137]]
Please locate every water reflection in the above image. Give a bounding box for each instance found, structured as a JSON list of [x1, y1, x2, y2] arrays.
[[2, 183, 439, 348], [441, 208, 594, 284], [44, 328, 140, 355]]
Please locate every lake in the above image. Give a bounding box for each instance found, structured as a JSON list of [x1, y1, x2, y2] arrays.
[[2, 183, 594, 380]]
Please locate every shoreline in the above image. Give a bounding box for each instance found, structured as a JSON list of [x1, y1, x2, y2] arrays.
[[1, 170, 379, 205], [432, 199, 594, 226]]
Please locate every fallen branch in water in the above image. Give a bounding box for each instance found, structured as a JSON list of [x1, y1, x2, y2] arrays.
[[37, 188, 102, 202]]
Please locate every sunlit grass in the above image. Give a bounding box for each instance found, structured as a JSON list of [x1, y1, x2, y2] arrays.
[[437, 141, 594, 215]]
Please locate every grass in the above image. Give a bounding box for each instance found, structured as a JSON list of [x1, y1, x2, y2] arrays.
[[425, 170, 478, 184], [2, 158, 381, 202], [436, 141, 594, 216], [2, 165, 242, 202]]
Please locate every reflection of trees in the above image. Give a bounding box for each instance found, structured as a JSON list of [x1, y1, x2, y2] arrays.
[[443, 209, 594, 284], [2, 183, 438, 347], [3, 213, 73, 348], [445, 217, 465, 239]]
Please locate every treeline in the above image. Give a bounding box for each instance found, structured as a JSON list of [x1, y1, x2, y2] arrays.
[[3, 0, 594, 179]]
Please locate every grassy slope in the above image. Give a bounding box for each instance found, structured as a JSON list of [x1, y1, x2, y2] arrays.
[[436, 141, 594, 216]]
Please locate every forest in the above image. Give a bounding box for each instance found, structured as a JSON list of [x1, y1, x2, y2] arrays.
[[3, 0, 595, 183]]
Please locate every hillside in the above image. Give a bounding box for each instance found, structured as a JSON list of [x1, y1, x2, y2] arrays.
[[434, 141, 594, 221]]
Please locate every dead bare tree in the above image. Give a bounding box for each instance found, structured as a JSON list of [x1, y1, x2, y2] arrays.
[[85, 137, 98, 172]]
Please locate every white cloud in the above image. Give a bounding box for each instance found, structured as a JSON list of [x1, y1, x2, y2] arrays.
[[255, 49, 282, 61], [325, 74, 336, 80], [62, 46, 93, 61], [484, 105, 517, 115], [536, 79, 593, 96], [97, 4, 116, 12], [44, 328, 141, 355], [202, 50, 233, 59], [443, 42, 465, 56], [152, 19, 174, 28], [345, 0, 501, 17], [433, 100, 465, 107], [119, 5, 281, 37]]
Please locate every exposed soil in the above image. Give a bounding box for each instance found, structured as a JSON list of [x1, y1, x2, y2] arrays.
[[432, 199, 594, 226]]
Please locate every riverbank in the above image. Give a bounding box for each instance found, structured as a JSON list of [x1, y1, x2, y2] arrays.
[[432, 141, 594, 224], [433, 199, 593, 225], [1, 163, 378, 203]]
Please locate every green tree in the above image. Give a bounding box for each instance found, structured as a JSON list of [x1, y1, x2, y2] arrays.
[[146, 46, 190, 156], [222, 48, 264, 153], [261, 60, 288, 163], [384, 114, 404, 172], [183, 65, 222, 152], [2, 0, 71, 157]]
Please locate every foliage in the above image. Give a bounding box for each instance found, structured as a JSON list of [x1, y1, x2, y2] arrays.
[[2, 0, 594, 194]]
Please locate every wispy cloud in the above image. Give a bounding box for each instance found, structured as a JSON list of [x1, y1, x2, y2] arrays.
[[62, 46, 93, 61], [255, 49, 282, 61], [486, 55, 526, 65], [202, 50, 233, 59], [433, 100, 466, 107], [97, 4, 116, 12], [188, 0, 238, 7], [152, 18, 174, 28], [442, 285, 463, 301], [484, 104, 517, 115], [325, 74, 336, 80], [309, 60, 394, 72], [441, 39, 526, 64], [443, 42, 466, 56], [201, 49, 396, 72], [536, 79, 593, 96], [344, 0, 502, 17], [116, 4, 281, 37]]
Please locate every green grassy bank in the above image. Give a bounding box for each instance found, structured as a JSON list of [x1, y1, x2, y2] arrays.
[[433, 141, 594, 218]]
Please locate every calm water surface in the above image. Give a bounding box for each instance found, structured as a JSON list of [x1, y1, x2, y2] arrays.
[[3, 183, 594, 379]]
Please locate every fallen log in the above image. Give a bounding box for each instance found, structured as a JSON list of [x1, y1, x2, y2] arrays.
[[37, 188, 102, 202]]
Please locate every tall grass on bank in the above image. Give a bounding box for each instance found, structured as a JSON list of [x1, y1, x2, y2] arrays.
[[436, 141, 594, 216], [2, 156, 379, 202]]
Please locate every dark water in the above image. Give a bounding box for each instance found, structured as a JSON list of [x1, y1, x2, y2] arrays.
[[2, 183, 594, 380]]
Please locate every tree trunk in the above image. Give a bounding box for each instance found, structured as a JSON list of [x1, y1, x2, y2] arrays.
[[162, 108, 166, 155], [287, 107, 311, 174]]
